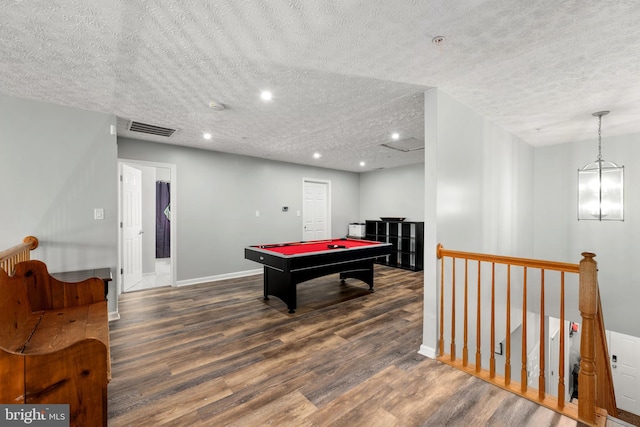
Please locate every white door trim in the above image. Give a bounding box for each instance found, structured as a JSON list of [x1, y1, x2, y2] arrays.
[[302, 178, 331, 240], [117, 159, 178, 298]]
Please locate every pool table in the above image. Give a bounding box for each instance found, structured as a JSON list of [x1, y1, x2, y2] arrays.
[[244, 238, 392, 313]]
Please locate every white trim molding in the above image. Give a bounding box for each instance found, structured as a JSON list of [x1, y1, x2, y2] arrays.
[[176, 268, 262, 287], [418, 344, 437, 359]]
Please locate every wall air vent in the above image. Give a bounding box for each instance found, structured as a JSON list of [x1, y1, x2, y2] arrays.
[[381, 137, 424, 152], [128, 121, 178, 137]]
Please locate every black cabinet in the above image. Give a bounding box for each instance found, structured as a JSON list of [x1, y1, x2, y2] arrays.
[[365, 220, 424, 271]]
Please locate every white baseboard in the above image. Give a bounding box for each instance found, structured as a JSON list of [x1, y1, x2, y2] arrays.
[[418, 344, 437, 359], [176, 268, 262, 287], [109, 311, 121, 322]]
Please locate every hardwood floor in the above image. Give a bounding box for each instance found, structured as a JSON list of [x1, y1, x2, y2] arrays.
[[108, 265, 591, 426]]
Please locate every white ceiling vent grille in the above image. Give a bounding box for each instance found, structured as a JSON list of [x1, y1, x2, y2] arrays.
[[128, 121, 178, 137], [381, 137, 424, 152]]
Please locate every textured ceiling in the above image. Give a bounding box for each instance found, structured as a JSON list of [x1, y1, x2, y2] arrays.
[[2, 1, 640, 172]]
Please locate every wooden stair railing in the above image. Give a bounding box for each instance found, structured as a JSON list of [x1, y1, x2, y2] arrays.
[[436, 244, 616, 426], [0, 236, 38, 275]]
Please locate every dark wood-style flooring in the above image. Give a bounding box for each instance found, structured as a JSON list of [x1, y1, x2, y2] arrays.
[[108, 265, 594, 426]]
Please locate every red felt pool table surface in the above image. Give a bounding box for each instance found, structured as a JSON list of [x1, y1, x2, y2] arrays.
[[256, 238, 380, 255]]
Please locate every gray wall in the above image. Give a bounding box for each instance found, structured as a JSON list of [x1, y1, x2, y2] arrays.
[[422, 89, 535, 357], [0, 94, 118, 313], [534, 132, 640, 337], [117, 138, 360, 282], [359, 163, 424, 222], [432, 90, 534, 256]]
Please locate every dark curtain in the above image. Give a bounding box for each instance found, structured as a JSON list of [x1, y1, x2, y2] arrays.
[[156, 181, 171, 258]]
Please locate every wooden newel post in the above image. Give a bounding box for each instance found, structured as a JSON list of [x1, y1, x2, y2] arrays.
[[23, 235, 39, 251], [578, 252, 597, 424]]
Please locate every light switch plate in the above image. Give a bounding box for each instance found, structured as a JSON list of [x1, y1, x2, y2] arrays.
[[94, 208, 104, 220]]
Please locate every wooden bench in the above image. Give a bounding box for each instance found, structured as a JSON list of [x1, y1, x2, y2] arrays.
[[0, 260, 110, 427]]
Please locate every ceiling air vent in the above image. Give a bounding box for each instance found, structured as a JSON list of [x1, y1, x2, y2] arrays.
[[381, 137, 424, 152], [128, 121, 178, 137]]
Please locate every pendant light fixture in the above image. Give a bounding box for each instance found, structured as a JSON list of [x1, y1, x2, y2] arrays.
[[578, 111, 624, 221]]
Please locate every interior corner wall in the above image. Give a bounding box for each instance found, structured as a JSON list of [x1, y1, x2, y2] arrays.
[[359, 163, 424, 222], [433, 91, 534, 255], [420, 89, 440, 357], [533, 133, 640, 337], [116, 138, 360, 282], [421, 88, 535, 356], [0, 94, 118, 312]]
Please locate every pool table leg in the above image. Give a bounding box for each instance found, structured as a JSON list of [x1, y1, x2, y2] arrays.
[[263, 267, 270, 301], [264, 267, 297, 313], [339, 260, 375, 291]]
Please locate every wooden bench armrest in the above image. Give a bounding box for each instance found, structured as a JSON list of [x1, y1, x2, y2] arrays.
[[13, 260, 105, 310]]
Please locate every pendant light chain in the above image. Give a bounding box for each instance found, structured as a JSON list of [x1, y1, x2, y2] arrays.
[[592, 110, 608, 162], [597, 114, 602, 162]]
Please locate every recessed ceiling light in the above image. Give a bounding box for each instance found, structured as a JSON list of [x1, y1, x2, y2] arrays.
[[359, 161, 366, 167], [203, 133, 212, 140], [260, 90, 272, 101], [392, 132, 400, 140], [313, 152, 321, 159]]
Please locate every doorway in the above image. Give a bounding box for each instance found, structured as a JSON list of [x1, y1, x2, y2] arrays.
[[118, 159, 177, 295], [302, 179, 331, 240]]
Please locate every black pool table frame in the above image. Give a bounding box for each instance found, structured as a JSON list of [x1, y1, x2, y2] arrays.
[[244, 241, 392, 313]]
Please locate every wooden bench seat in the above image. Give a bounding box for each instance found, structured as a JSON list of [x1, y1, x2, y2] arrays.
[[0, 260, 110, 427]]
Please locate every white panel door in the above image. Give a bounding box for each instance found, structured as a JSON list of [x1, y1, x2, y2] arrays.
[[122, 164, 143, 291], [302, 180, 328, 240], [610, 331, 640, 415]]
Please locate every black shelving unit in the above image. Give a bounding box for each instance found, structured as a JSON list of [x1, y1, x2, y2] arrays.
[[365, 220, 424, 271]]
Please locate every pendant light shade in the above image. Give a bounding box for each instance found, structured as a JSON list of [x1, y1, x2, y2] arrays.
[[578, 111, 624, 221]]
